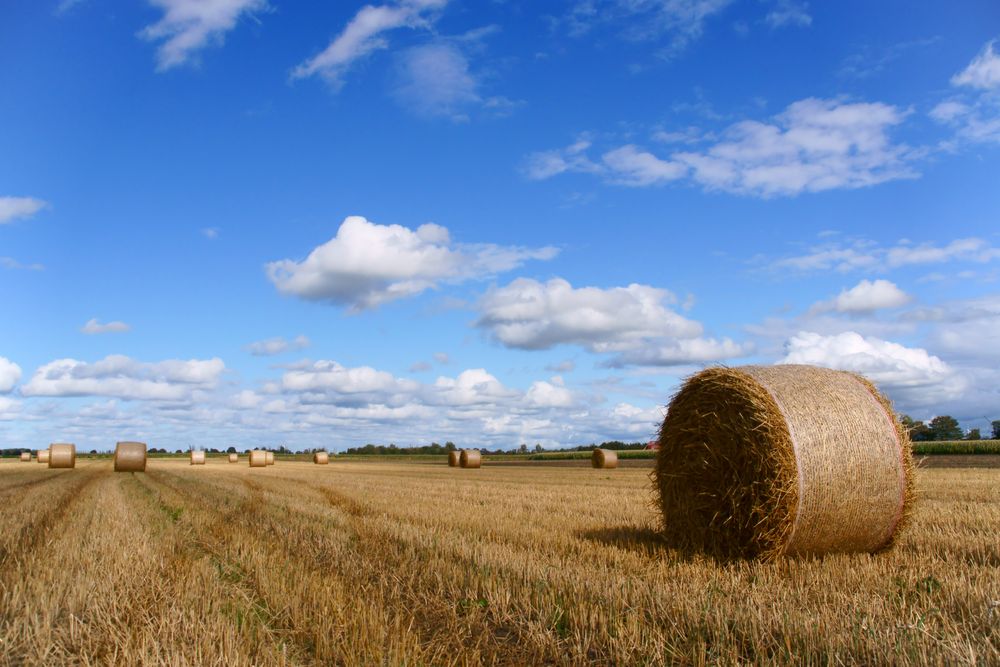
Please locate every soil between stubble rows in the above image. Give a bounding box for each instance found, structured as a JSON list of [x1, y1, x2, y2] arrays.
[[0, 458, 996, 666]]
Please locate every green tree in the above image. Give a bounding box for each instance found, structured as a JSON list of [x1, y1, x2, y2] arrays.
[[900, 415, 932, 441], [928, 415, 962, 441], [992, 420, 1000, 440], [966, 428, 981, 441]]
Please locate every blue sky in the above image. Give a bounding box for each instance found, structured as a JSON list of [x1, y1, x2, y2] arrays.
[[2, 0, 999, 451]]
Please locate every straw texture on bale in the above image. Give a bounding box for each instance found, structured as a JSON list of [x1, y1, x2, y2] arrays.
[[591, 448, 618, 469], [459, 449, 481, 469], [37, 449, 50, 464], [654, 364, 914, 560], [20, 452, 31, 462], [48, 443, 76, 469], [249, 450, 267, 468], [190, 450, 206, 465], [114, 442, 147, 472], [228, 453, 238, 463], [313, 451, 329, 465], [265, 451, 275, 466], [447, 450, 460, 467]]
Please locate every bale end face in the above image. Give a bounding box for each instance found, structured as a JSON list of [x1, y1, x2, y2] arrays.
[[265, 451, 275, 466], [592, 448, 618, 469], [20, 452, 31, 462], [37, 449, 50, 464], [654, 364, 914, 560], [48, 443, 77, 469], [249, 450, 267, 467], [190, 450, 206, 465], [114, 441, 147, 472], [447, 451, 460, 467], [459, 449, 481, 469], [228, 453, 239, 463], [313, 452, 329, 464]]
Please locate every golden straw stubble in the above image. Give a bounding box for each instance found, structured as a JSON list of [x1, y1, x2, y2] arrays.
[[48, 443, 76, 469], [114, 442, 147, 472], [654, 364, 913, 560], [592, 448, 618, 469], [459, 450, 481, 469]]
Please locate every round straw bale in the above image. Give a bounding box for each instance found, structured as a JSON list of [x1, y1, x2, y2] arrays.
[[459, 449, 481, 469], [313, 451, 329, 465], [265, 451, 275, 466], [249, 450, 267, 468], [190, 450, 206, 465], [37, 449, 50, 464], [592, 448, 618, 469], [48, 443, 76, 469], [114, 441, 147, 472], [20, 452, 31, 462], [654, 364, 914, 560], [228, 453, 238, 463], [447, 450, 460, 467]]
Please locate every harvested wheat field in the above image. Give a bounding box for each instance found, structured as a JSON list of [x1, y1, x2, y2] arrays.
[[0, 458, 996, 666]]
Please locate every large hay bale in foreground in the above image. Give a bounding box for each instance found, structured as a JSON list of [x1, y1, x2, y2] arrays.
[[37, 449, 50, 464], [459, 449, 481, 469], [313, 451, 329, 465], [447, 451, 460, 467], [190, 450, 206, 465], [249, 450, 267, 468], [114, 442, 147, 472], [20, 452, 31, 462], [592, 448, 618, 469], [655, 364, 914, 559], [265, 451, 275, 466], [48, 443, 76, 469], [228, 453, 238, 463]]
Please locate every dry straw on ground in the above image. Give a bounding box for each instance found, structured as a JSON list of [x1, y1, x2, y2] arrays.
[[19, 452, 30, 462], [448, 451, 460, 467], [313, 452, 329, 465], [114, 442, 147, 472], [190, 451, 206, 465], [592, 448, 618, 469], [655, 364, 914, 560], [37, 449, 50, 464], [249, 450, 267, 468], [48, 443, 76, 469], [228, 453, 238, 463], [265, 451, 275, 466], [460, 450, 481, 469]]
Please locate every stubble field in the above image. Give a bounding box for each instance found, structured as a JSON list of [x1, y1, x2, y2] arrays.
[[0, 457, 997, 665]]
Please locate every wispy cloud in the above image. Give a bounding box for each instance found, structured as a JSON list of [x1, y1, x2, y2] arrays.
[[244, 335, 310, 356], [770, 237, 1000, 273], [81, 318, 132, 334], [0, 196, 48, 224], [139, 0, 268, 71], [1, 257, 44, 271], [764, 0, 811, 29], [931, 40, 1000, 145]]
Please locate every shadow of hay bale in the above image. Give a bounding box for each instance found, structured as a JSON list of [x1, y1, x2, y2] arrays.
[[575, 525, 734, 564]]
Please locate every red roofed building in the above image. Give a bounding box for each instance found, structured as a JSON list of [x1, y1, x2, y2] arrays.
[[644, 440, 660, 450]]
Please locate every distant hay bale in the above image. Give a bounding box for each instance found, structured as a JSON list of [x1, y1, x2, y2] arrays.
[[190, 450, 206, 465], [459, 449, 481, 469], [20, 452, 31, 462], [249, 450, 267, 468], [37, 449, 50, 464], [448, 451, 460, 467], [313, 451, 329, 465], [592, 448, 618, 469], [654, 364, 914, 560], [266, 451, 275, 466], [48, 443, 76, 469], [114, 442, 147, 472], [228, 453, 238, 463]]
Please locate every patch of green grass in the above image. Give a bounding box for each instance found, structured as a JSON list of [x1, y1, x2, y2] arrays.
[[912, 440, 1000, 455]]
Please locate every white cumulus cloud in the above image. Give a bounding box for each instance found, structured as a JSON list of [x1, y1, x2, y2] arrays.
[[812, 279, 912, 314], [139, 0, 268, 71], [0, 196, 47, 224], [0, 357, 22, 393], [266, 216, 557, 311], [21, 355, 225, 401]]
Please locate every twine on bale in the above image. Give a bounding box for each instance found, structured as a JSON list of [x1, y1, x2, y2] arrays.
[[190, 450, 206, 465], [48, 443, 76, 469], [20, 452, 31, 462], [37, 449, 50, 464], [265, 451, 275, 466], [448, 451, 460, 467], [313, 452, 329, 465], [228, 453, 238, 463], [249, 450, 267, 468], [459, 449, 481, 469], [114, 442, 147, 472], [592, 448, 618, 469], [654, 364, 914, 560]]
